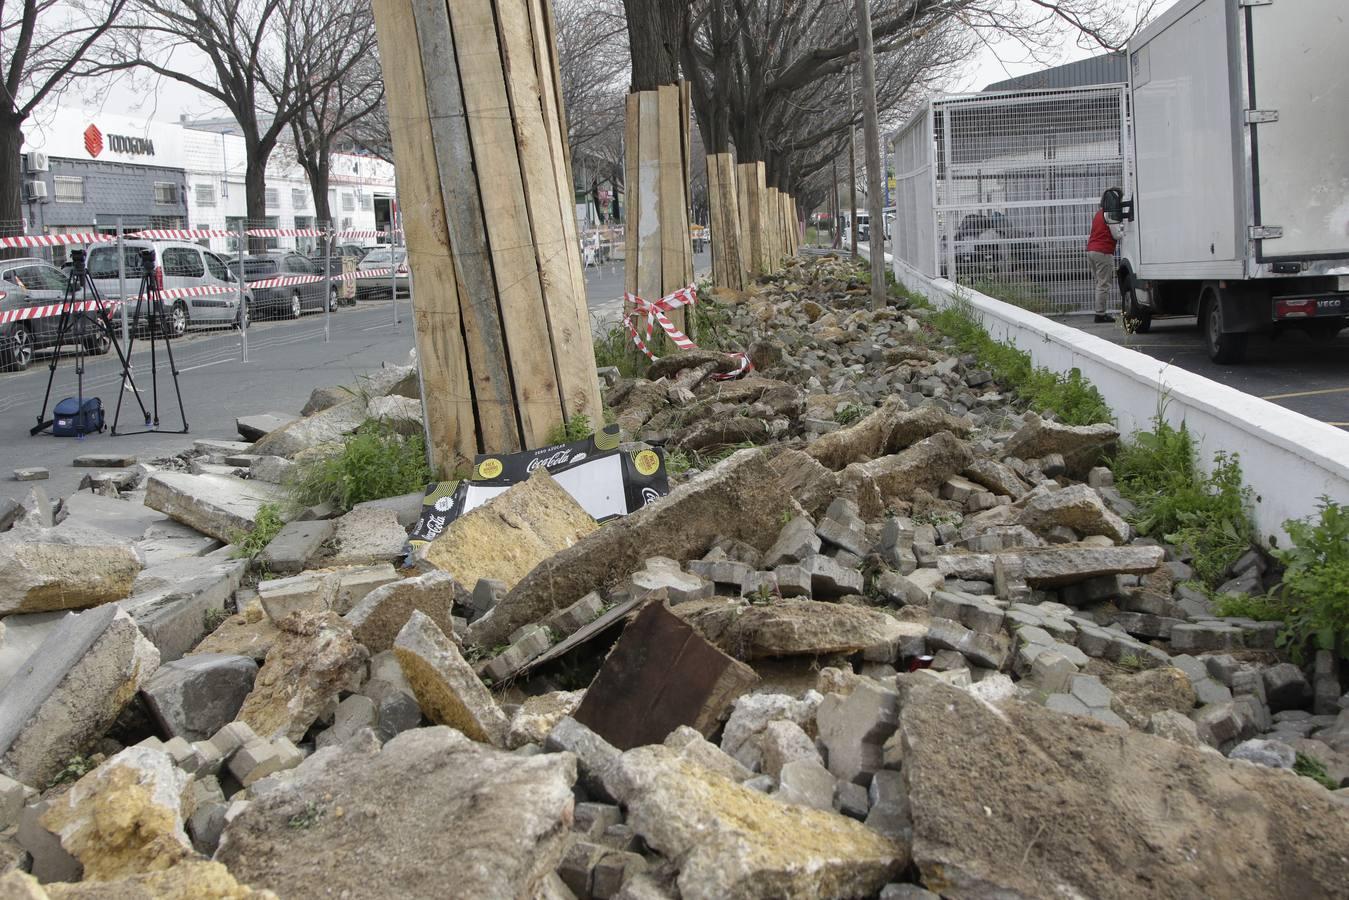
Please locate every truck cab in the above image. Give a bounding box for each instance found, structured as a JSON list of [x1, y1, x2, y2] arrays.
[[1115, 0, 1348, 363]]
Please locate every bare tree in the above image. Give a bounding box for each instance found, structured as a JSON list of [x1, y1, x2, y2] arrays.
[[285, 0, 383, 229], [117, 0, 307, 242], [0, 0, 130, 232]]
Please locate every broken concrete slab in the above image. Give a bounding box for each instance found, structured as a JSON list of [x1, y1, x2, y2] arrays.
[[1002, 414, 1119, 476], [606, 744, 904, 899], [806, 398, 971, 470], [236, 612, 368, 742], [258, 519, 335, 576], [896, 675, 1349, 898], [256, 571, 336, 622], [309, 506, 408, 568], [0, 606, 159, 786], [40, 746, 191, 880], [0, 534, 142, 616], [938, 544, 1165, 587], [420, 470, 597, 594], [836, 433, 975, 518], [236, 412, 300, 442], [252, 399, 367, 459], [144, 472, 286, 543], [681, 599, 924, 661], [394, 610, 509, 746], [345, 570, 459, 654], [188, 597, 280, 662], [135, 518, 222, 569], [141, 654, 258, 741], [72, 453, 137, 468], [12, 468, 48, 482], [351, 491, 425, 529], [118, 550, 248, 662], [573, 601, 759, 750], [216, 727, 576, 900], [817, 681, 901, 785], [469, 450, 789, 648], [0, 611, 66, 692], [1019, 484, 1130, 545]]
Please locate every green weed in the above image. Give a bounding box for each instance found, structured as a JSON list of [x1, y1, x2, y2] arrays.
[[287, 803, 324, 829], [48, 754, 96, 789], [1271, 498, 1349, 661], [1113, 419, 1253, 589], [834, 403, 867, 426], [546, 414, 592, 446], [228, 503, 285, 558], [592, 325, 650, 379], [1294, 752, 1340, 790], [926, 300, 1111, 426], [203, 607, 230, 633], [665, 448, 692, 478], [286, 419, 434, 514], [1211, 593, 1286, 622], [969, 278, 1054, 315]]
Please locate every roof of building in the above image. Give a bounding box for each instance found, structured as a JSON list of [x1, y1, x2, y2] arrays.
[[982, 52, 1127, 93]]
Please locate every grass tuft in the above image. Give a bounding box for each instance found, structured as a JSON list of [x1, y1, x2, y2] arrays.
[[286, 418, 434, 514], [229, 503, 285, 558], [546, 414, 592, 446]]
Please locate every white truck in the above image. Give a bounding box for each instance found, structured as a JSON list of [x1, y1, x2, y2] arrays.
[[1114, 0, 1349, 363]]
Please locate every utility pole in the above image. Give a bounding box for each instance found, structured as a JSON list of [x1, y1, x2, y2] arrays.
[[848, 74, 858, 261], [855, 0, 886, 310]]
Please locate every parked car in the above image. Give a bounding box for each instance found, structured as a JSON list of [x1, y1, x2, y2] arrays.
[[86, 240, 248, 338], [355, 248, 409, 299], [0, 258, 110, 371], [230, 252, 337, 320], [939, 213, 1043, 280]]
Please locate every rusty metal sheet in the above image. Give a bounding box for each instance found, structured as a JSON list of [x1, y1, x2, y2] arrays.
[[572, 600, 759, 750]]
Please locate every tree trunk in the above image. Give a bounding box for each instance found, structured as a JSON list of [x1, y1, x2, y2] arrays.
[[855, 0, 886, 310], [0, 113, 26, 258], [623, 0, 685, 91], [242, 130, 279, 253]]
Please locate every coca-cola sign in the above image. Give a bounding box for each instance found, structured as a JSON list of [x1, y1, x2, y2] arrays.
[[526, 449, 585, 474]]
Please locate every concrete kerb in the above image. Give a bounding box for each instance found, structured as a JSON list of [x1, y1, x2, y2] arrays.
[[887, 255, 1349, 544]]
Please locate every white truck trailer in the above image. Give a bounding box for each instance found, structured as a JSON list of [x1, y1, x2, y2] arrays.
[[1115, 0, 1349, 363]]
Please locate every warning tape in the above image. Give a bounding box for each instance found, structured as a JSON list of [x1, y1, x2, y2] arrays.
[[0, 299, 121, 325], [622, 284, 752, 381], [0, 233, 114, 248], [126, 229, 235, 240]]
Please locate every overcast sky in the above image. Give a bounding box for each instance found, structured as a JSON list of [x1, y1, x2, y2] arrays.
[[43, 0, 1179, 131]]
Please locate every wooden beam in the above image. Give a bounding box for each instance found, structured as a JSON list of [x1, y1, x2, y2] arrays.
[[634, 90, 663, 310], [657, 84, 688, 332], [623, 92, 640, 308], [370, 0, 477, 472]]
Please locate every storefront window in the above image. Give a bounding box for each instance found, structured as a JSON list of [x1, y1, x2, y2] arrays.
[[265, 187, 280, 208]]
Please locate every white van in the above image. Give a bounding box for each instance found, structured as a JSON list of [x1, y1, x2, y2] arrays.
[[86, 240, 249, 338]]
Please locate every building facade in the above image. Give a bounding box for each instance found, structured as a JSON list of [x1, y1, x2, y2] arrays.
[[18, 108, 396, 258]]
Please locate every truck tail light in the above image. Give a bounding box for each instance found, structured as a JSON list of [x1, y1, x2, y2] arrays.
[[1275, 298, 1315, 319]]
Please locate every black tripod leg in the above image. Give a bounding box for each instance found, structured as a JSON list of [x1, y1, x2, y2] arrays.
[[158, 322, 189, 432], [112, 295, 149, 435], [35, 304, 74, 430], [101, 308, 148, 425]]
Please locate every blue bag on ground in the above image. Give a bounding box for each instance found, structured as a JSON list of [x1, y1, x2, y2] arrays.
[[52, 396, 105, 436]]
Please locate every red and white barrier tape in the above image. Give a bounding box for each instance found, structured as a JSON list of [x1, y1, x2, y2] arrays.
[[0, 299, 121, 325], [0, 233, 114, 249], [621, 283, 752, 381], [247, 274, 325, 289], [127, 229, 235, 240]]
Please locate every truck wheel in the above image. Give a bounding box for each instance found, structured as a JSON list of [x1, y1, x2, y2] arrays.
[[1202, 292, 1247, 364], [1307, 320, 1344, 343], [1119, 273, 1151, 334]]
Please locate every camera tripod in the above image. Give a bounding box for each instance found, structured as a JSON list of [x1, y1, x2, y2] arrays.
[[31, 249, 148, 437], [112, 249, 188, 435]]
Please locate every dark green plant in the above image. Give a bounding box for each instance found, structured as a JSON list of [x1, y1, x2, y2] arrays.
[[286, 419, 434, 513], [834, 403, 867, 426], [1272, 498, 1349, 661], [203, 607, 230, 633], [969, 278, 1054, 314], [229, 503, 285, 558], [1211, 592, 1286, 622], [546, 414, 592, 446], [1294, 752, 1340, 790], [1113, 419, 1253, 589], [47, 754, 96, 788]]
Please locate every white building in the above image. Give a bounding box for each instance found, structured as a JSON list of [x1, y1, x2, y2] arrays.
[[19, 107, 397, 257]]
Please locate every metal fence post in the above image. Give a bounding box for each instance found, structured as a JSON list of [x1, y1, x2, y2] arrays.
[[237, 221, 248, 363], [116, 217, 128, 344], [323, 221, 332, 344], [390, 213, 399, 329]]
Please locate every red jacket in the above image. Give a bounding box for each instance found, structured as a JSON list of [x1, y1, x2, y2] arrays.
[[1086, 209, 1118, 254]]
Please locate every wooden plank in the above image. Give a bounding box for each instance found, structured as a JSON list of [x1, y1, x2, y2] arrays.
[[766, 187, 780, 272], [656, 84, 688, 332], [499, 0, 600, 426], [705, 155, 725, 287], [739, 161, 760, 272], [680, 81, 694, 287], [447, 0, 565, 448], [623, 92, 640, 306], [635, 90, 663, 310], [723, 154, 746, 289], [406, 0, 520, 454], [371, 0, 477, 471]]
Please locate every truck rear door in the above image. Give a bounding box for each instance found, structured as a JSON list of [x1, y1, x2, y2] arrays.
[[1246, 0, 1349, 261]]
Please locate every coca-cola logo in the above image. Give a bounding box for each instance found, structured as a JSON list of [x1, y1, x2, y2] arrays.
[[640, 487, 661, 506], [526, 450, 585, 474]]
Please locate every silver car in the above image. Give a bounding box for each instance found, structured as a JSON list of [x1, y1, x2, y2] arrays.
[[0, 258, 111, 371], [355, 247, 409, 299], [86, 239, 248, 337]]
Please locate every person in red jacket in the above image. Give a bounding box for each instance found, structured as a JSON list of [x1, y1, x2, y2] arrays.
[[1086, 189, 1124, 323]]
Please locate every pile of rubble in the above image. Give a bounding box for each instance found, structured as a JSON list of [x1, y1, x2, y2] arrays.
[[1, 255, 1348, 899]]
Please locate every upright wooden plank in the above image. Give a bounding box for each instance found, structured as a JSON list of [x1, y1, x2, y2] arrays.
[[407, 0, 520, 453], [635, 90, 664, 309], [623, 93, 640, 304], [722, 154, 746, 289], [370, 0, 477, 471], [705, 156, 725, 287], [499, 0, 600, 425], [765, 187, 780, 272], [736, 161, 755, 275], [656, 84, 688, 332], [680, 81, 694, 287], [447, 0, 565, 447]]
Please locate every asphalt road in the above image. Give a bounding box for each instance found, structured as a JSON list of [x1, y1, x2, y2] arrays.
[[1075, 314, 1349, 431], [0, 254, 710, 505]]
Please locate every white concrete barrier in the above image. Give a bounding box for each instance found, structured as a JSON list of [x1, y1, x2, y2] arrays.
[[890, 257, 1349, 544]]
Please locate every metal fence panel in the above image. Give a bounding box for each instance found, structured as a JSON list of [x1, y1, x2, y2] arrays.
[[892, 85, 1129, 315]]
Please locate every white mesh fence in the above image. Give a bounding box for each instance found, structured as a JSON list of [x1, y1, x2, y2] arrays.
[[892, 86, 1129, 314]]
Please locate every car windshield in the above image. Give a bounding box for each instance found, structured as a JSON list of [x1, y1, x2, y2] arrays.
[[230, 258, 279, 277]]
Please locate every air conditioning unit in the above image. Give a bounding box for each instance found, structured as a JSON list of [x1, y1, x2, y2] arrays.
[[25, 180, 48, 202], [25, 151, 49, 172]]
